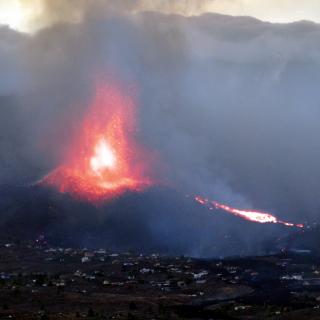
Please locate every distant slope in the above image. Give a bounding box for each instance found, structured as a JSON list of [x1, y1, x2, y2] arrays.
[[0, 184, 295, 257]]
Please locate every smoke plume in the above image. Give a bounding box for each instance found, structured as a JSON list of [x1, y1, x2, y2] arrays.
[[1, 1, 319, 255]]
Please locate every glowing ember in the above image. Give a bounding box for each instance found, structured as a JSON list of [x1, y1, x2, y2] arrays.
[[40, 81, 153, 202], [90, 139, 116, 175], [194, 196, 304, 228]]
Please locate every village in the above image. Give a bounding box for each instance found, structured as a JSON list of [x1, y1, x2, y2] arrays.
[[1, 238, 320, 319]]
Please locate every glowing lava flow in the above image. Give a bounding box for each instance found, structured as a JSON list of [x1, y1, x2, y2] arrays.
[[40, 81, 153, 202], [194, 196, 304, 228]]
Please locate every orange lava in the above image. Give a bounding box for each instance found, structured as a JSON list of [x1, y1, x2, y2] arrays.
[[194, 196, 304, 228], [41, 81, 153, 202]]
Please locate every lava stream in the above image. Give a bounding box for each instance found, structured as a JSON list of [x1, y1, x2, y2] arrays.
[[194, 196, 304, 228]]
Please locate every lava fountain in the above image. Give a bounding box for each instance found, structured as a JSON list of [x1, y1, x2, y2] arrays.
[[39, 79, 304, 229], [40, 81, 153, 202], [194, 196, 304, 228]]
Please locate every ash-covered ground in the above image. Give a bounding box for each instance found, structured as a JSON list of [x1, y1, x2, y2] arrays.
[[0, 185, 304, 258], [1, 185, 318, 319], [1, 237, 320, 319]]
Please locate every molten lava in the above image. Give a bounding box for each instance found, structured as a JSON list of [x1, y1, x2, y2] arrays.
[[41, 81, 152, 202], [194, 196, 304, 228]]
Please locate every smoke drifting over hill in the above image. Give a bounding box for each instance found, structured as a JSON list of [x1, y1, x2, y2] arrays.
[[1, 1, 319, 255]]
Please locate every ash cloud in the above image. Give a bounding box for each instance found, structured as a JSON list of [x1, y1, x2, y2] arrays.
[[1, 2, 320, 255], [18, 0, 217, 32]]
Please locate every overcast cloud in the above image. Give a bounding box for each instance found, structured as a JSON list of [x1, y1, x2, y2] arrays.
[[0, 3, 319, 255]]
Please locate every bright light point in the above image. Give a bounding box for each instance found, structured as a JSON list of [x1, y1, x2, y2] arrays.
[[90, 139, 116, 175]]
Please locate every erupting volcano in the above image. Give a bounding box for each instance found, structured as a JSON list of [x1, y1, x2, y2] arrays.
[[40, 81, 153, 202], [195, 196, 304, 228]]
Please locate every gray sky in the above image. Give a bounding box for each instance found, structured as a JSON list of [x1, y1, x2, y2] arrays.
[[204, 0, 320, 23], [0, 0, 320, 33], [0, 1, 319, 255]]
